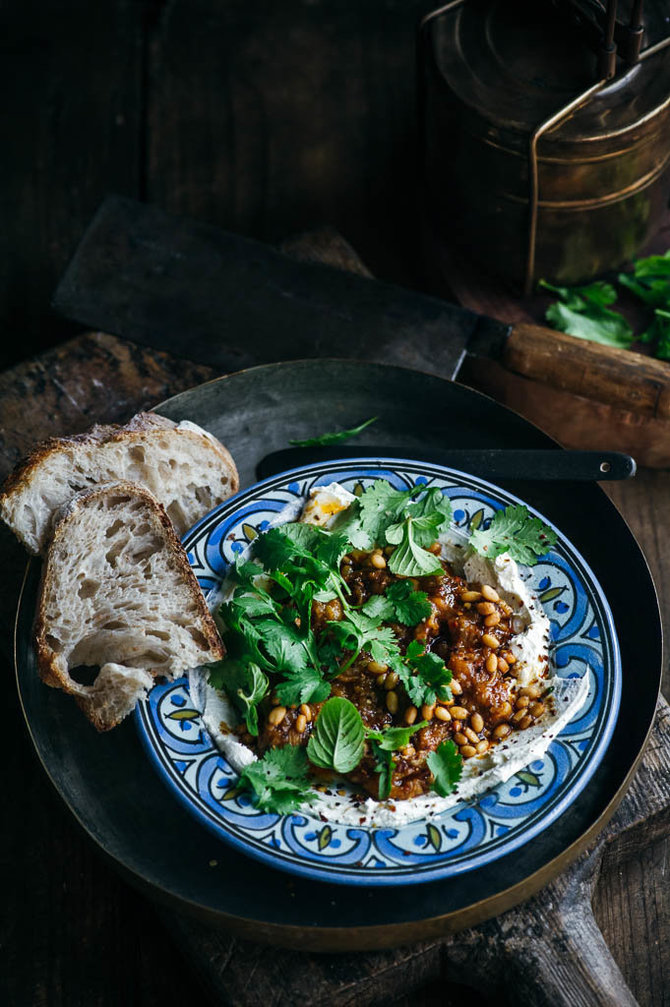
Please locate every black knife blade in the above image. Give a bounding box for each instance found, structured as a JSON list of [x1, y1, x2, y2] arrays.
[[52, 195, 505, 379], [255, 447, 636, 483]]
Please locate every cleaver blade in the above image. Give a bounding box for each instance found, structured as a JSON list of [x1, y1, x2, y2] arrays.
[[52, 195, 504, 380]]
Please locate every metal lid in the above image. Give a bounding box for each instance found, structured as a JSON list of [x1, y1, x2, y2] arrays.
[[431, 0, 670, 150]]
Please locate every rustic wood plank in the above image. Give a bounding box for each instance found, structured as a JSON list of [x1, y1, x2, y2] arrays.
[[0, 0, 144, 370]]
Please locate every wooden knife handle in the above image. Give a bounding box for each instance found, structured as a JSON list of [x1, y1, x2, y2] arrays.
[[504, 322, 670, 421]]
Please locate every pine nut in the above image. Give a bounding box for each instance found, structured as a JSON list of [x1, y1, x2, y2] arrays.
[[370, 553, 387, 569], [385, 672, 399, 690], [268, 706, 287, 726], [421, 704, 435, 721], [530, 702, 545, 718], [450, 678, 463, 695], [404, 705, 418, 726], [519, 714, 533, 730], [471, 712, 484, 733], [515, 695, 530, 708], [376, 674, 387, 687], [461, 590, 481, 602], [499, 701, 513, 718], [296, 714, 307, 733], [460, 745, 477, 758], [476, 739, 489, 754], [368, 660, 388, 674], [497, 657, 509, 673], [299, 704, 312, 722], [485, 653, 498, 674], [402, 745, 416, 758], [484, 612, 501, 627], [477, 602, 496, 615], [434, 706, 451, 722], [482, 633, 500, 649], [512, 708, 527, 723], [454, 732, 468, 745], [464, 727, 479, 744], [386, 691, 399, 714], [505, 652, 517, 664], [493, 723, 512, 739], [481, 584, 500, 602], [451, 706, 468, 720], [520, 684, 541, 698]]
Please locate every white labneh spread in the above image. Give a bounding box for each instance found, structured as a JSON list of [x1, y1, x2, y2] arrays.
[[194, 482, 589, 826]]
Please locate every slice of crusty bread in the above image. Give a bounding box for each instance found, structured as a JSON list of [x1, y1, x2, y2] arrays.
[[0, 412, 238, 554], [34, 481, 225, 731]]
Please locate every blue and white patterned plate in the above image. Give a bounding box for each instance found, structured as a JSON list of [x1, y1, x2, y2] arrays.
[[135, 459, 621, 886]]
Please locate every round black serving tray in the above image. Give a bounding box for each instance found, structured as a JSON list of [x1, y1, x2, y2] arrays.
[[16, 360, 661, 949]]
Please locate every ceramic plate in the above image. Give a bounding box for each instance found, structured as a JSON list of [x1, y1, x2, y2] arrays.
[[135, 457, 621, 886]]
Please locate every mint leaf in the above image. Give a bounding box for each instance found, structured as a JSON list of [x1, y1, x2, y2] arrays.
[[387, 517, 444, 577], [427, 739, 463, 797], [307, 697, 365, 773], [238, 746, 316, 813], [289, 415, 378, 447], [469, 504, 557, 565], [540, 278, 633, 348]]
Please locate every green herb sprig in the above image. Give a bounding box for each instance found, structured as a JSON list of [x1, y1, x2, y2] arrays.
[[237, 746, 317, 814], [289, 416, 378, 447]]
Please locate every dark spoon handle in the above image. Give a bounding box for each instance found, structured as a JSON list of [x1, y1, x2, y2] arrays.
[[256, 447, 636, 483]]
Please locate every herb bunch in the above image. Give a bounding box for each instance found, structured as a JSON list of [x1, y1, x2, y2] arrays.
[[210, 479, 555, 814], [540, 249, 670, 360]]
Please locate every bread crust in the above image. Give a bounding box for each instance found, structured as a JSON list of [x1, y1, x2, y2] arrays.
[[0, 411, 239, 553], [34, 481, 225, 731]]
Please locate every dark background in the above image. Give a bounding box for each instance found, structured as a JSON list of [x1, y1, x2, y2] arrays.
[[1, 0, 432, 372], [2, 2, 669, 1005]]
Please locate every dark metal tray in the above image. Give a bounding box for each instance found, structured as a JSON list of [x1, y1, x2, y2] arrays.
[[15, 359, 662, 949]]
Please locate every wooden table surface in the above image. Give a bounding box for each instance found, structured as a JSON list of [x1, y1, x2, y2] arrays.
[[1, 2, 669, 1001]]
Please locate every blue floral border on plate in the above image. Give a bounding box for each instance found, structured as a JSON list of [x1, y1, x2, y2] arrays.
[[136, 458, 621, 886]]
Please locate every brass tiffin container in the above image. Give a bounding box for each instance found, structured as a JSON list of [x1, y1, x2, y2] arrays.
[[421, 0, 670, 293]]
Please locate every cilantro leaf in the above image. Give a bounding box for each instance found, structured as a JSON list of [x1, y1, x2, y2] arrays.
[[360, 594, 396, 622], [393, 640, 452, 708], [238, 746, 316, 814], [387, 517, 444, 577], [307, 697, 365, 773], [334, 480, 424, 550], [386, 580, 432, 625], [641, 308, 670, 361], [208, 660, 268, 736], [366, 721, 428, 799], [289, 416, 378, 447], [369, 743, 394, 800], [327, 610, 401, 672], [427, 739, 463, 797], [618, 251, 670, 308], [468, 504, 557, 565], [540, 278, 633, 348], [275, 666, 331, 706], [366, 721, 429, 752]]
